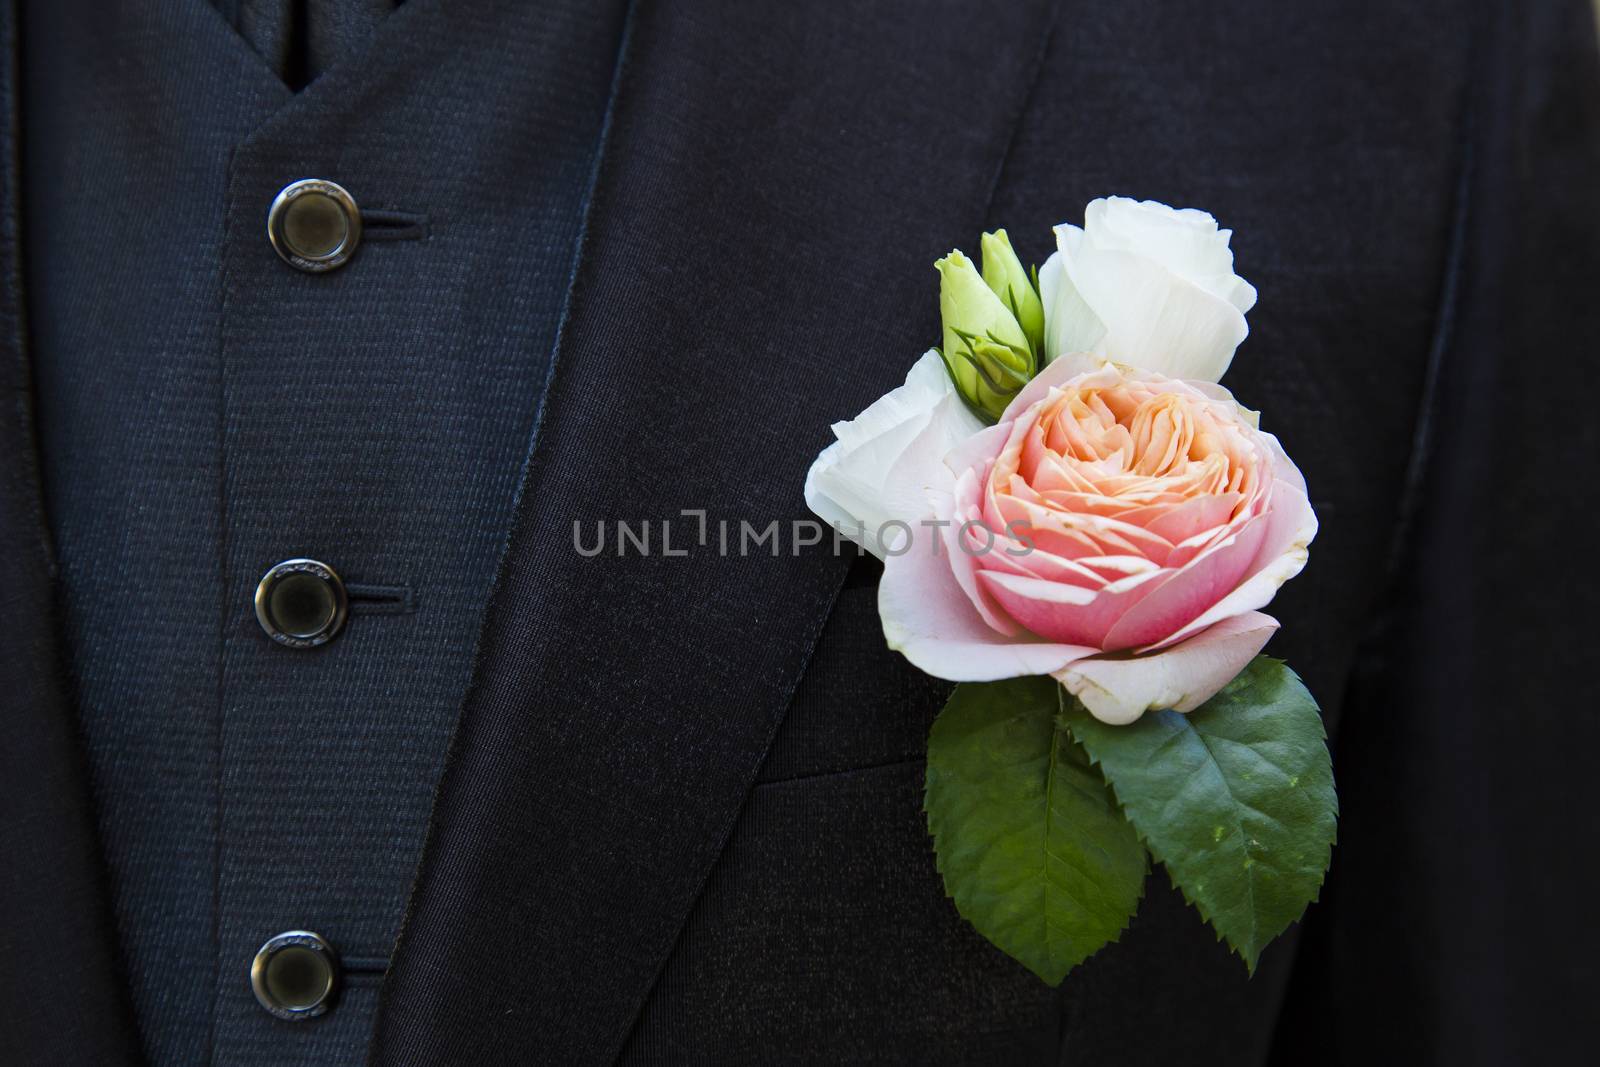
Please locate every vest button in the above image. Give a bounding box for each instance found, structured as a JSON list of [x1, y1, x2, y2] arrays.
[[268, 179, 361, 272], [254, 559, 348, 648], [251, 930, 340, 1021]]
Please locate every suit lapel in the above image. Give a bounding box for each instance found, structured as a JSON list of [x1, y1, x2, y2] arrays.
[[372, 1, 1057, 1061], [0, 3, 141, 1063]]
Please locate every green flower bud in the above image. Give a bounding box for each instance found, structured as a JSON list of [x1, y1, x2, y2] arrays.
[[980, 229, 1046, 358], [936, 248, 1037, 422]]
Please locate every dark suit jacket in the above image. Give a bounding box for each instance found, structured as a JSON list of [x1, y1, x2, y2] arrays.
[[4, 1, 1598, 1064]]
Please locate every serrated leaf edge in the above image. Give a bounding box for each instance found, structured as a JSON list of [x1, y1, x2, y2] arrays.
[[923, 703, 1150, 985], [1062, 670, 1337, 975]]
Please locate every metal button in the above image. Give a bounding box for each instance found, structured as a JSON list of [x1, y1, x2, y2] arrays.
[[268, 179, 361, 272], [251, 930, 339, 1021], [254, 559, 348, 648]]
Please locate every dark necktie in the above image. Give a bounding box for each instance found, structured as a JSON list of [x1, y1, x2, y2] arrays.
[[217, 0, 398, 90]]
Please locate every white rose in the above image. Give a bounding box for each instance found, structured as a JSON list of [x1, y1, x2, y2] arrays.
[[1040, 197, 1258, 383], [804, 350, 984, 559]]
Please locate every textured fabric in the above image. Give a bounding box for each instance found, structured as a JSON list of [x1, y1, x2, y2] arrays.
[[370, 2, 1064, 1061], [369, 0, 1594, 1063], [1273, 1, 1600, 1062], [20, 0, 623, 1063], [368, 0, 1462, 1061], [979, 3, 1477, 1060], [20, 7, 278, 1064], [6, 1, 1600, 1065], [213, 0, 398, 90], [627, 760, 1062, 1063], [626, 586, 1059, 1060], [0, 7, 142, 1065]]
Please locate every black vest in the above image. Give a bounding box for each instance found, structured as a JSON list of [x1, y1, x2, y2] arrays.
[[22, 0, 624, 1061]]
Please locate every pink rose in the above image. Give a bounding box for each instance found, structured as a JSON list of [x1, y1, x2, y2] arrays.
[[879, 356, 1316, 724]]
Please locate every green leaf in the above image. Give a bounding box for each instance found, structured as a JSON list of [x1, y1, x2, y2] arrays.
[[1063, 657, 1337, 973], [925, 677, 1148, 985]]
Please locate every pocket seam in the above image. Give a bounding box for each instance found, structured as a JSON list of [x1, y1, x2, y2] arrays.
[[755, 754, 925, 789]]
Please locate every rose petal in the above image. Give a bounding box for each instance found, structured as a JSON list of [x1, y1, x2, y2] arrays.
[[805, 350, 984, 558], [1134, 491, 1244, 545], [1140, 477, 1317, 652], [1056, 611, 1279, 724], [1083, 197, 1257, 313], [1062, 242, 1249, 384], [940, 420, 1016, 484], [974, 534, 1116, 590], [876, 397, 987, 546], [940, 472, 1022, 634], [1098, 509, 1270, 650], [978, 567, 1167, 648], [879, 514, 1099, 682], [1261, 428, 1308, 494], [1040, 235, 1108, 364], [803, 440, 858, 532]]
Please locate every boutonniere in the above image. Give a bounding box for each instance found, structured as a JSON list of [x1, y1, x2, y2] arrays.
[[805, 197, 1334, 983]]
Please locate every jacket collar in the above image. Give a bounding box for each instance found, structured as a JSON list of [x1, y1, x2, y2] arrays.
[[371, 0, 1058, 1060]]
